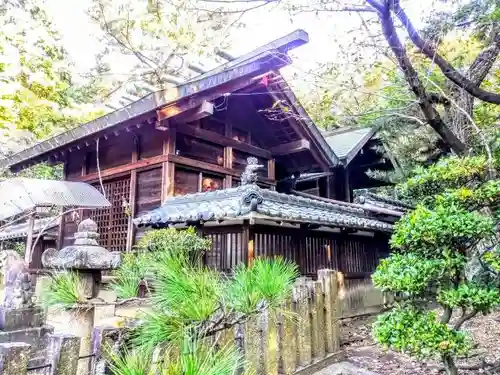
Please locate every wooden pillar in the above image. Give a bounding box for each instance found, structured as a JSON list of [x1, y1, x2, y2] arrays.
[[126, 148, 138, 252], [224, 123, 233, 188], [224, 146, 233, 188], [326, 173, 333, 199], [268, 159, 275, 180], [297, 225, 308, 275], [345, 166, 352, 202], [24, 212, 35, 264], [57, 162, 68, 249], [243, 220, 253, 266], [161, 129, 176, 202], [331, 166, 351, 202]]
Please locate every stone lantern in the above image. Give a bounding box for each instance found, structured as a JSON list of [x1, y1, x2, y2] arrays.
[[41, 218, 121, 375], [41, 218, 121, 299]]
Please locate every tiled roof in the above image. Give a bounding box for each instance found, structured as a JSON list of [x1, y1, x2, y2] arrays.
[[0, 30, 317, 171], [0, 217, 59, 241], [296, 172, 333, 183], [354, 192, 413, 214], [134, 184, 392, 232], [322, 127, 375, 165]]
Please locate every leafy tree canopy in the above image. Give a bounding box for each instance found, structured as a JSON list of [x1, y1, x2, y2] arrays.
[[373, 153, 499, 374]]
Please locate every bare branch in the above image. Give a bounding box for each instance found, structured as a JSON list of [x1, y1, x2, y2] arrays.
[[425, 77, 494, 174], [375, 3, 467, 154], [365, 0, 385, 13], [391, 1, 500, 104]]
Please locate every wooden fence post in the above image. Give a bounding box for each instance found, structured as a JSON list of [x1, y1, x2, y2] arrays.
[[293, 282, 311, 367], [0, 342, 30, 375], [263, 309, 279, 375], [318, 269, 340, 353], [309, 280, 326, 360], [244, 315, 264, 374], [48, 333, 81, 375], [278, 299, 296, 375]]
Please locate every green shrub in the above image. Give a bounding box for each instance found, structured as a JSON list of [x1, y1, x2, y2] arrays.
[[111, 227, 211, 299], [373, 305, 472, 359], [373, 154, 499, 374]]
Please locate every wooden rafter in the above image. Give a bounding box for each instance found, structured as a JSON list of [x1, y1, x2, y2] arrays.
[[270, 139, 310, 156]]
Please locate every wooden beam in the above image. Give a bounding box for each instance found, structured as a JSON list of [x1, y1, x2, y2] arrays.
[[166, 101, 214, 123], [74, 154, 169, 182], [73, 152, 275, 185], [175, 124, 271, 159], [170, 154, 275, 184], [270, 139, 310, 156], [169, 154, 233, 176]]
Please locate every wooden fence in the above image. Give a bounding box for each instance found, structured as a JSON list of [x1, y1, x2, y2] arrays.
[[27, 269, 391, 375]]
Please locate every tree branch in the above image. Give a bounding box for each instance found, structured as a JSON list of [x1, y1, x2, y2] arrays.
[[454, 310, 478, 330], [365, 0, 385, 13], [391, 2, 500, 104], [375, 3, 467, 154]]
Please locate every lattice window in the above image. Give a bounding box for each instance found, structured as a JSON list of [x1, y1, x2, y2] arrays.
[[86, 177, 131, 252]]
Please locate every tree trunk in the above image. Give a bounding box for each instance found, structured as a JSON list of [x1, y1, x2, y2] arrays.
[[442, 355, 459, 375], [376, 5, 467, 155]]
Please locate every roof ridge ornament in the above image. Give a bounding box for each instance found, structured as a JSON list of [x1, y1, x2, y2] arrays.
[[241, 157, 263, 185]]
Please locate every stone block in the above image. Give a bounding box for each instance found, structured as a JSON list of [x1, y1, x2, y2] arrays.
[[0, 306, 45, 331], [48, 333, 81, 375], [0, 326, 53, 356], [0, 342, 30, 375], [47, 307, 95, 375]]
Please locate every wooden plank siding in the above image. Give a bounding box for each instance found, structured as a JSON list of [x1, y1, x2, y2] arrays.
[[198, 224, 389, 279]]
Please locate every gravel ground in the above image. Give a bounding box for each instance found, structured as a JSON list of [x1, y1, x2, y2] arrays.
[[340, 309, 500, 375]]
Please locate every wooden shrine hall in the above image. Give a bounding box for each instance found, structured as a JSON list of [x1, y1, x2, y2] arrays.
[[0, 29, 405, 275]]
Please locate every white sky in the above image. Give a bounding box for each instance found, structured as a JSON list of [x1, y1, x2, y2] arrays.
[[43, 0, 450, 92]]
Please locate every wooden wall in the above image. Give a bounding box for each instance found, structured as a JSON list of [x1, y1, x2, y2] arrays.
[[61, 118, 277, 252], [200, 224, 389, 278]]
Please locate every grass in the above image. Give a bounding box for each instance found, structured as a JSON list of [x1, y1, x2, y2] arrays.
[[41, 271, 87, 309]]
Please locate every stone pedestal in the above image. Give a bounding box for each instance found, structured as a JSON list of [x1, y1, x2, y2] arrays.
[[41, 219, 121, 375], [47, 307, 94, 375]]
